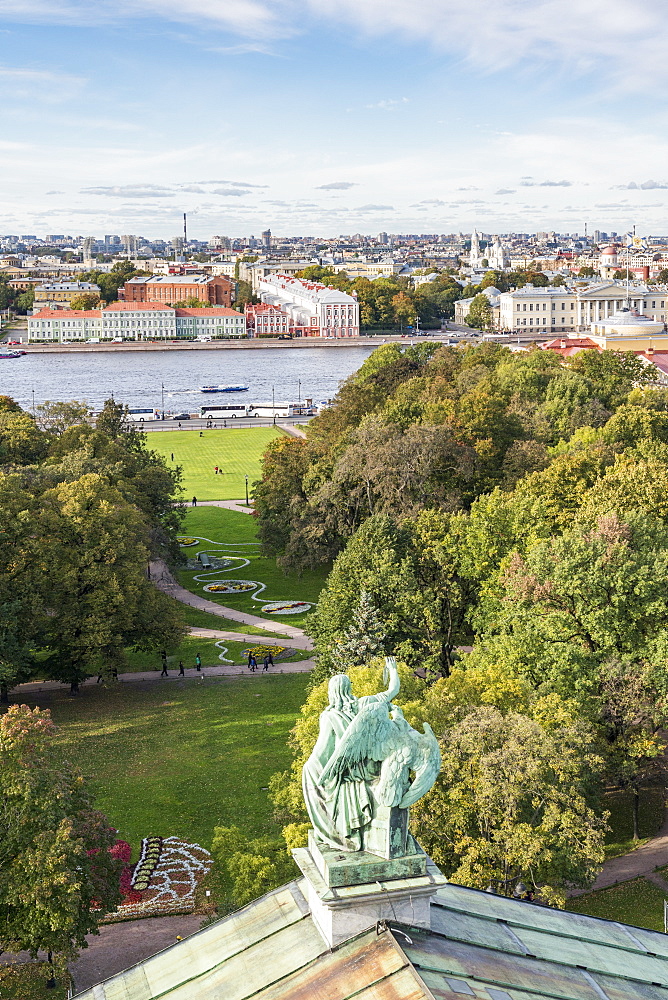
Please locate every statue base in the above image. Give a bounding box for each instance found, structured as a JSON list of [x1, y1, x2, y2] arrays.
[[307, 829, 426, 887], [293, 834, 447, 949]]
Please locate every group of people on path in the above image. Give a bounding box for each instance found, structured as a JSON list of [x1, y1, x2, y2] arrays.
[[160, 650, 202, 677], [247, 650, 274, 672]]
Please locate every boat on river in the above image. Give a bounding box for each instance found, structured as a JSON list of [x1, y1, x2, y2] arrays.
[[0, 349, 26, 359], [199, 384, 249, 393]]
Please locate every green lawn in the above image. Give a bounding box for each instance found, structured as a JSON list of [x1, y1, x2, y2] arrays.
[[27, 675, 309, 855], [0, 963, 68, 999], [568, 877, 668, 932], [151, 427, 284, 500], [177, 507, 328, 625], [180, 603, 274, 636]]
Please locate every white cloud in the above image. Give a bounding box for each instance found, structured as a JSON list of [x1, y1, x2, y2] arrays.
[[495, 188, 515, 195], [355, 203, 394, 211], [613, 179, 668, 190], [81, 184, 175, 198], [316, 181, 358, 190], [364, 97, 409, 110]]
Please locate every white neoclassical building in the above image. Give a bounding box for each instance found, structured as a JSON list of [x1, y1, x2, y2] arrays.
[[498, 282, 668, 334], [257, 273, 359, 337]]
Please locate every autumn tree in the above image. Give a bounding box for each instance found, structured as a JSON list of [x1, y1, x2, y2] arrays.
[[412, 707, 606, 904], [466, 293, 493, 331], [0, 705, 122, 960]]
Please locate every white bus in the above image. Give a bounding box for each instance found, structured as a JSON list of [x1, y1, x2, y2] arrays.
[[127, 407, 160, 422], [246, 401, 316, 418], [199, 403, 249, 419]]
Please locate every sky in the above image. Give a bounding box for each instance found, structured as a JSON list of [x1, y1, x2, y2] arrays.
[[1, 0, 668, 239]]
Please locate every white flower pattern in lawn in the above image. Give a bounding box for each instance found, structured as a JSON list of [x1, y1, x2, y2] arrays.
[[181, 534, 313, 614], [131, 837, 211, 910]]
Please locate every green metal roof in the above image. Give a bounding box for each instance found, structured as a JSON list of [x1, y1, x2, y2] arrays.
[[74, 879, 668, 1000]]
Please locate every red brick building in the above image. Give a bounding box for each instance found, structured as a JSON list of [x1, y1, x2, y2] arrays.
[[120, 274, 234, 307]]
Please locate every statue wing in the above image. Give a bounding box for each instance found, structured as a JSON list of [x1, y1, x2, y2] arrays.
[[318, 701, 397, 786], [397, 723, 441, 810]]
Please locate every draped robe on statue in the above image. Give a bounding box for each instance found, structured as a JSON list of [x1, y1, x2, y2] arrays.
[[302, 677, 392, 852]]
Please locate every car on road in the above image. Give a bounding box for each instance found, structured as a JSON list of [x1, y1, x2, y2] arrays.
[[172, 412, 191, 420]]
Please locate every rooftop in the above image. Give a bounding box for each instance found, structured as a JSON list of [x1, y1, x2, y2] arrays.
[[73, 879, 668, 1000]]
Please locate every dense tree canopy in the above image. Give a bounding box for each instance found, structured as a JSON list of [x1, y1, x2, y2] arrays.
[[0, 397, 186, 697], [261, 339, 668, 898]]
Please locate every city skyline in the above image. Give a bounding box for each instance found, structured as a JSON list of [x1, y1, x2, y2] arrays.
[[1, 0, 668, 237]]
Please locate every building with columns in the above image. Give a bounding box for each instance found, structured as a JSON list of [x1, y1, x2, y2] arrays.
[[498, 282, 668, 334]]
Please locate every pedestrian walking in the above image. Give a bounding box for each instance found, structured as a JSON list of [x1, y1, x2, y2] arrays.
[[248, 653, 257, 673], [171, 452, 174, 461], [195, 653, 202, 672], [192, 495, 197, 507], [178, 422, 182, 429], [111, 666, 118, 681], [214, 466, 219, 475], [263, 654, 270, 672], [267, 651, 274, 669], [178, 660, 185, 676], [199, 430, 203, 437], [96, 671, 104, 684], [160, 661, 169, 677]]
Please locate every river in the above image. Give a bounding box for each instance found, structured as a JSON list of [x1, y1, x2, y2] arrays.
[[0, 345, 377, 413]]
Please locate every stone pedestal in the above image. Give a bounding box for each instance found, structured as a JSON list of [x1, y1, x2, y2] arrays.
[[293, 835, 446, 949]]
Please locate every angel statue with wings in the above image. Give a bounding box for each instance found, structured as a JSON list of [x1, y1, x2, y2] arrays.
[[302, 656, 441, 855]]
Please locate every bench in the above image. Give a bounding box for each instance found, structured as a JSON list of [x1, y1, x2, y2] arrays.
[[198, 553, 212, 569]]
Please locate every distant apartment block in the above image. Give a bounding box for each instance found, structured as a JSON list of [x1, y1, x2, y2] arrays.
[[257, 273, 359, 337], [28, 302, 246, 342], [33, 281, 100, 311], [120, 274, 234, 307]]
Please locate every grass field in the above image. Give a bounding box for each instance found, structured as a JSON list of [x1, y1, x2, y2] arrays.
[[28, 675, 309, 855], [177, 506, 328, 625], [150, 427, 284, 500], [567, 877, 668, 931], [180, 603, 273, 636]]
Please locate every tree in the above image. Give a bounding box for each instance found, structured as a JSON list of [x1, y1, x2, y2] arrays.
[[0, 705, 122, 960], [551, 274, 566, 286], [578, 266, 597, 277], [656, 268, 668, 284], [411, 707, 606, 904], [70, 293, 101, 311], [567, 349, 656, 409], [335, 591, 387, 670], [14, 289, 34, 313], [40, 473, 185, 692], [210, 825, 295, 915], [466, 293, 493, 332], [392, 291, 415, 328], [613, 269, 628, 281], [494, 511, 668, 700]]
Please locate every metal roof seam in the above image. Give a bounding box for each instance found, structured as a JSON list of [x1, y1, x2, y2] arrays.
[[578, 969, 612, 1000], [431, 899, 661, 959], [408, 959, 601, 1000], [403, 924, 668, 992]]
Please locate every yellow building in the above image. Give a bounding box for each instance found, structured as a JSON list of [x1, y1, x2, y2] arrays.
[[589, 307, 668, 351]]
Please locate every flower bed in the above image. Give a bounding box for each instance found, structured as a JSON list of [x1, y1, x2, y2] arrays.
[[102, 836, 212, 923], [243, 644, 286, 658], [178, 537, 198, 546], [260, 601, 312, 615], [204, 580, 256, 594]]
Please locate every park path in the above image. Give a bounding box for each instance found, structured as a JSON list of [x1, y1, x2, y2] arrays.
[[149, 558, 313, 649], [14, 657, 314, 697], [569, 807, 668, 897]]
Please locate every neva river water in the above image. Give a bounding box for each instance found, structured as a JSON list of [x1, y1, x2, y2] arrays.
[[0, 345, 377, 413]]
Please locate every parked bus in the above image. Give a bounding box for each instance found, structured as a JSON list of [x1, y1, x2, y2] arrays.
[[126, 407, 160, 422], [199, 403, 249, 419], [246, 401, 316, 418]]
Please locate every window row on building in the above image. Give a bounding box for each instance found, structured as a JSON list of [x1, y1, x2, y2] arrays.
[[27, 303, 246, 342]]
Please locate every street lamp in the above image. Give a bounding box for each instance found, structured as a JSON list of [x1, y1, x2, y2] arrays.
[[161, 382, 165, 420], [244, 474, 249, 506], [298, 379, 301, 403]]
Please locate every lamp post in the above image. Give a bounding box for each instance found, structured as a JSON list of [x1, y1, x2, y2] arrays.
[[244, 474, 249, 506], [161, 382, 165, 420], [298, 379, 301, 403], [32, 388, 35, 415], [272, 384, 276, 424]]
